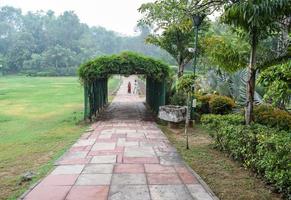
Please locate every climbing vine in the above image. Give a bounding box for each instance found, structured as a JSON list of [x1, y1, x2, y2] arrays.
[[78, 51, 170, 120], [78, 51, 170, 83]]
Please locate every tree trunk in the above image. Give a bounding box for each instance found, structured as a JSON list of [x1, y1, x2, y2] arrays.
[[178, 63, 184, 78], [245, 33, 257, 125]]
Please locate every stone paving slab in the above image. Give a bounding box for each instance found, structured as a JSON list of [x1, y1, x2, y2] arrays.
[[149, 185, 193, 200], [109, 185, 151, 200], [76, 174, 112, 185], [22, 76, 217, 200]]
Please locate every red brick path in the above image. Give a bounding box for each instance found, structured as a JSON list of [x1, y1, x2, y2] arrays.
[[22, 76, 216, 200]]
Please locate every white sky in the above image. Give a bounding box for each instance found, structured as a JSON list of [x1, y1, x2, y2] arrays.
[[0, 0, 154, 36]]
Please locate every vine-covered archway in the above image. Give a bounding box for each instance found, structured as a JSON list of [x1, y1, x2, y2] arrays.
[[78, 51, 170, 120]]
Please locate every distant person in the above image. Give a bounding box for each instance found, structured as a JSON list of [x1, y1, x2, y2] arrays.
[[133, 80, 138, 94], [128, 81, 131, 94]]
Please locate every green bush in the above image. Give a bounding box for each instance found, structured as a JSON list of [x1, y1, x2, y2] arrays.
[[176, 74, 196, 93], [201, 114, 291, 199], [169, 91, 187, 106], [201, 114, 244, 128], [256, 131, 291, 196], [197, 94, 212, 113], [253, 104, 291, 131], [209, 95, 235, 114], [197, 94, 235, 114]]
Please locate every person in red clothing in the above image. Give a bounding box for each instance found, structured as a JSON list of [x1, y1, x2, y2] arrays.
[[128, 81, 131, 94]]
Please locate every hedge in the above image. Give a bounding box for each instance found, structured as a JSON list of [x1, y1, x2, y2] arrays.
[[253, 104, 291, 131], [201, 114, 291, 199]]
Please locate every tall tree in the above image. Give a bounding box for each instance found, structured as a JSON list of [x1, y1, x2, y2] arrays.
[[146, 24, 194, 77], [139, 0, 226, 77], [222, 0, 291, 125]]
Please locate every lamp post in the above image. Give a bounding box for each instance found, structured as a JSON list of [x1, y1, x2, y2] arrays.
[[192, 14, 204, 76], [0, 64, 2, 76], [190, 14, 205, 117], [184, 14, 205, 150]]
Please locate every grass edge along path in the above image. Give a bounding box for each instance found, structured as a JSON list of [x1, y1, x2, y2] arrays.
[[159, 124, 282, 200], [0, 76, 120, 200]]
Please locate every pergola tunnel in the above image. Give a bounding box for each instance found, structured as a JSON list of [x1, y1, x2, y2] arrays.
[[79, 52, 169, 120], [145, 77, 166, 114], [83, 78, 108, 119]]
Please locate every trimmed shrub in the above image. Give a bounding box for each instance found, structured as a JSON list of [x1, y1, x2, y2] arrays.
[[253, 104, 291, 131], [197, 94, 212, 113], [169, 91, 187, 106], [201, 114, 244, 128], [201, 114, 291, 199], [209, 95, 235, 114], [197, 94, 235, 114]]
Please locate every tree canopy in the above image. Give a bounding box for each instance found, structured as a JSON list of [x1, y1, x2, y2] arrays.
[[146, 24, 195, 77], [0, 6, 173, 76]]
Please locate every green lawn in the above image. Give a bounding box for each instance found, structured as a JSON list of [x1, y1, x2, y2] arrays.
[[0, 76, 120, 200]]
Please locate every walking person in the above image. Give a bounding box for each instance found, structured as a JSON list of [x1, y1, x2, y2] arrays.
[[128, 81, 131, 94], [133, 80, 138, 94]]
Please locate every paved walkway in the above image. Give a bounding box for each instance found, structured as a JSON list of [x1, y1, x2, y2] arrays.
[[22, 76, 216, 200]]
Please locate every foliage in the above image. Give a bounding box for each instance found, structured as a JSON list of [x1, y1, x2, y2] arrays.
[[209, 95, 235, 114], [253, 104, 291, 131], [165, 67, 178, 104], [258, 61, 291, 108], [200, 114, 244, 130], [197, 94, 213, 114], [221, 0, 291, 124], [198, 69, 263, 105], [139, 0, 224, 31], [176, 73, 196, 93], [203, 34, 249, 72], [169, 91, 187, 106], [78, 51, 170, 83], [201, 114, 291, 198], [146, 24, 194, 77], [197, 94, 235, 114], [0, 6, 173, 75], [160, 125, 281, 200], [221, 0, 291, 44]]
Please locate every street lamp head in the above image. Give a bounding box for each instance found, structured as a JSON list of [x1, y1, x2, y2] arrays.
[[192, 14, 205, 27], [191, 84, 195, 91]]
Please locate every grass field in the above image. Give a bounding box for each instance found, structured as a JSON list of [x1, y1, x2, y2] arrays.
[[160, 124, 281, 200], [0, 76, 120, 200]]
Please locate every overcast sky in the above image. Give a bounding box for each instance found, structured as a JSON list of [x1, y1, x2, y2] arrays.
[[0, 0, 154, 36]]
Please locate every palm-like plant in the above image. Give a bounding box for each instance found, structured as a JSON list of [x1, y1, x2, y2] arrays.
[[198, 69, 263, 105], [221, 0, 291, 124]]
